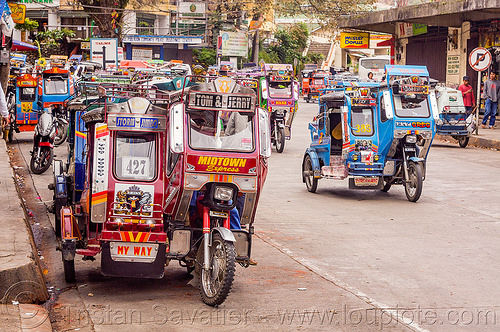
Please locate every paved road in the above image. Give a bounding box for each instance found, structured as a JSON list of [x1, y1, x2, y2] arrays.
[[9, 100, 500, 331]]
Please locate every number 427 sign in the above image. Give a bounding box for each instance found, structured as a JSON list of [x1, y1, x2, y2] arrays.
[[469, 47, 492, 72]]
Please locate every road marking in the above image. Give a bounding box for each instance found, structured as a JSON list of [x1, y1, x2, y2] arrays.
[[257, 233, 430, 332]]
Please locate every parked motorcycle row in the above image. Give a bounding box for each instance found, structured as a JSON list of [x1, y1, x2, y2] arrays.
[[2, 55, 471, 305]]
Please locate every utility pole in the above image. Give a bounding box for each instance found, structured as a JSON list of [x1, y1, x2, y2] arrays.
[[251, 29, 259, 64]]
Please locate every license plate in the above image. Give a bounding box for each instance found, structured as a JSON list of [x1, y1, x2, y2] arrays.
[[404, 147, 415, 152], [110, 242, 158, 263], [354, 177, 379, 187], [209, 211, 228, 218], [312, 95, 318, 99]]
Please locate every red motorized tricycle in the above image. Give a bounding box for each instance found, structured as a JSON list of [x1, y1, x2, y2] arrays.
[[57, 77, 271, 306]]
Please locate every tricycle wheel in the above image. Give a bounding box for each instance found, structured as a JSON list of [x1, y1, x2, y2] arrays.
[[199, 233, 236, 306], [63, 259, 75, 283], [405, 162, 423, 202], [381, 179, 392, 192], [458, 136, 469, 148], [303, 155, 318, 193], [275, 126, 285, 153]]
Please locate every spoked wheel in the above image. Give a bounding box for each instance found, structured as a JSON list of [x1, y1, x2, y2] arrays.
[[458, 136, 469, 148], [54, 122, 68, 146], [30, 146, 53, 174], [198, 233, 236, 306], [404, 162, 423, 202], [63, 258, 75, 282], [275, 126, 285, 153], [303, 155, 318, 193]]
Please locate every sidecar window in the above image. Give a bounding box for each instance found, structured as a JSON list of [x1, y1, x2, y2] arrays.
[[351, 107, 374, 136], [114, 132, 157, 181], [19, 87, 36, 102]]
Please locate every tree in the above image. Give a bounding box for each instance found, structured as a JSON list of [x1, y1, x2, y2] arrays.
[[193, 48, 217, 67], [78, 0, 130, 40], [267, 23, 310, 64]]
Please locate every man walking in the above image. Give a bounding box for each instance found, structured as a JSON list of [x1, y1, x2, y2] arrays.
[[458, 76, 475, 114], [482, 71, 500, 129]]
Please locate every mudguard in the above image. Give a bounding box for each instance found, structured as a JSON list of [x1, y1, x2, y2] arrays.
[[408, 157, 426, 180], [212, 227, 236, 242], [303, 149, 321, 182]]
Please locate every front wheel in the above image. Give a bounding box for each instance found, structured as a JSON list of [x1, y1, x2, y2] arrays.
[[30, 146, 53, 174], [303, 155, 318, 193], [458, 136, 469, 148], [199, 233, 236, 306], [405, 162, 423, 202], [275, 126, 285, 153]]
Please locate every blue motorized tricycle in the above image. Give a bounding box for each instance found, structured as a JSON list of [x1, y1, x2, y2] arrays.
[[302, 65, 437, 202]]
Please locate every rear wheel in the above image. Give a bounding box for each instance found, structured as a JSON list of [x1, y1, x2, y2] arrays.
[[405, 162, 423, 202], [30, 146, 53, 174], [458, 136, 469, 148], [198, 233, 236, 306], [275, 126, 285, 153], [303, 155, 318, 193], [54, 121, 68, 146]]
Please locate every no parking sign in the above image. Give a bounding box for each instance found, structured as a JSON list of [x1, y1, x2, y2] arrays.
[[469, 47, 491, 72]]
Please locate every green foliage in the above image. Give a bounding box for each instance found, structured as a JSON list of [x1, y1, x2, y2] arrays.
[[258, 49, 279, 64], [307, 52, 324, 65], [35, 29, 76, 46], [267, 23, 310, 64], [15, 18, 39, 32], [193, 48, 217, 67]]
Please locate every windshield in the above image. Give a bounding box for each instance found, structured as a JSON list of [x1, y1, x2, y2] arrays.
[[351, 107, 374, 136], [359, 58, 389, 70], [393, 94, 430, 118], [269, 81, 292, 98], [44, 78, 68, 95], [114, 132, 156, 181], [189, 110, 254, 152]]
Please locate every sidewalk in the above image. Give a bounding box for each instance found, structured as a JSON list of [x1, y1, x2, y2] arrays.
[[435, 121, 500, 150], [0, 139, 51, 332]]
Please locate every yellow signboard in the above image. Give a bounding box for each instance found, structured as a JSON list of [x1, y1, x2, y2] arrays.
[[340, 32, 369, 49], [9, 4, 26, 24]]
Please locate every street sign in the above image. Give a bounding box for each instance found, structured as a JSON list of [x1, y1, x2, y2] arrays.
[[90, 38, 118, 69], [469, 47, 491, 72]]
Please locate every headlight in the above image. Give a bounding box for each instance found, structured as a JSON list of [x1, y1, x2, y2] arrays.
[[352, 154, 359, 161], [275, 109, 285, 117], [114, 217, 124, 225], [214, 186, 233, 201], [406, 135, 417, 143], [374, 154, 379, 161]]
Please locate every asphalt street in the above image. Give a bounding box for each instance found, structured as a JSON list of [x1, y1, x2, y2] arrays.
[[8, 99, 500, 332]]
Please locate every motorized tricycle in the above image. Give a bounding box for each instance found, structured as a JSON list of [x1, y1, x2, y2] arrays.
[[303, 70, 329, 103], [52, 76, 271, 306], [262, 63, 299, 153], [435, 85, 474, 148], [302, 65, 437, 202]]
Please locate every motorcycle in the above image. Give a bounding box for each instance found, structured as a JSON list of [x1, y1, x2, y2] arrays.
[[52, 104, 69, 146], [30, 104, 57, 174]]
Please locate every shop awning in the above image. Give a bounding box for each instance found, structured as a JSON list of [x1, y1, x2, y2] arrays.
[[12, 40, 38, 52]]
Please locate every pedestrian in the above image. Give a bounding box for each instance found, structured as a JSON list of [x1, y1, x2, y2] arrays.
[[0, 84, 9, 128], [482, 71, 500, 129], [458, 76, 475, 114]]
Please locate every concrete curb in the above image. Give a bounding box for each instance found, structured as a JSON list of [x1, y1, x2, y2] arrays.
[[435, 134, 500, 150], [0, 139, 49, 313]]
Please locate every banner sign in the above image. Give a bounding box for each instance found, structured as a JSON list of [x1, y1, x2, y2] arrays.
[[219, 31, 248, 57], [340, 32, 369, 49]]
